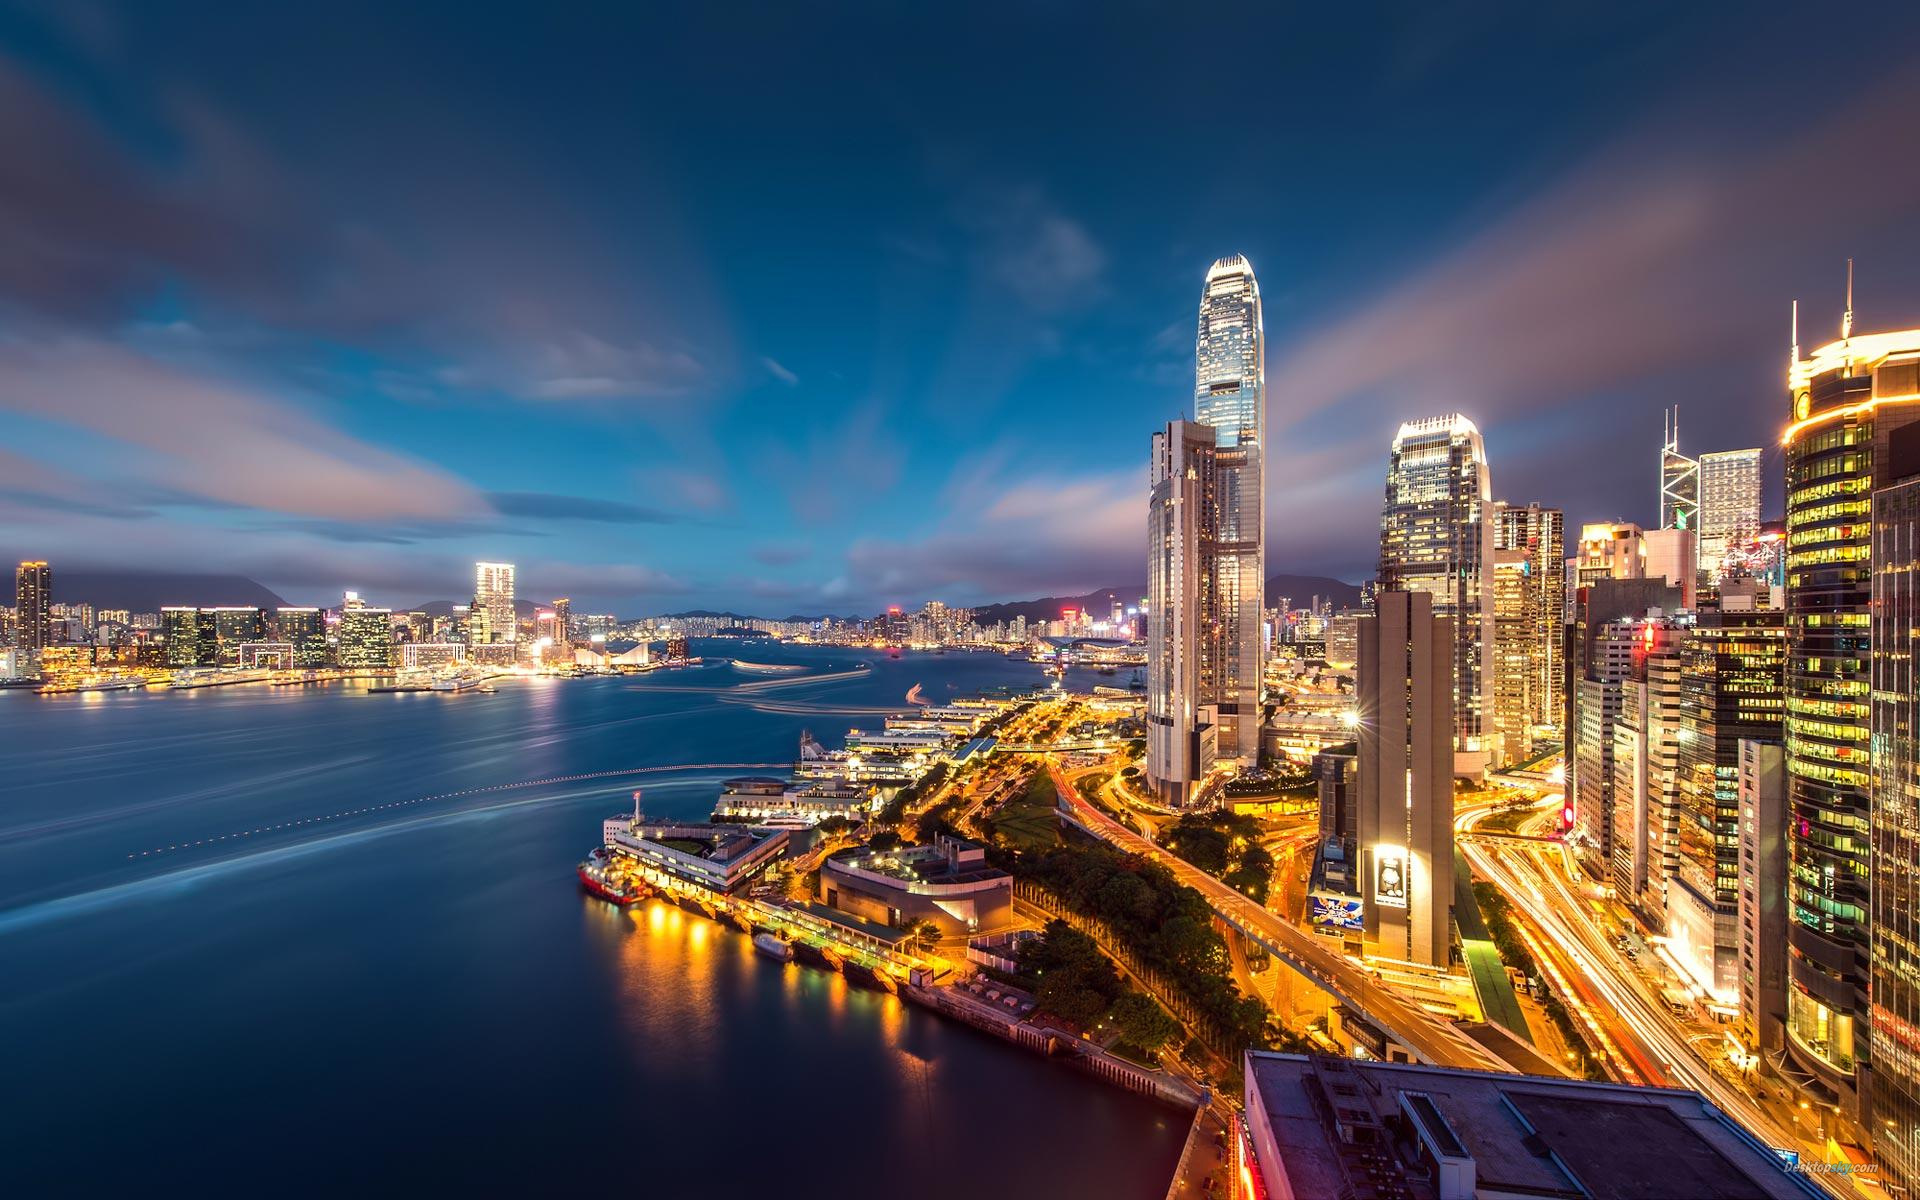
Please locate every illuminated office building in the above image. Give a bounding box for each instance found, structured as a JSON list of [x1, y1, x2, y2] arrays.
[[1355, 590, 1452, 966], [337, 606, 394, 670], [1379, 415, 1495, 774], [162, 606, 217, 668], [1669, 609, 1786, 1001], [1576, 521, 1646, 588], [1192, 255, 1264, 766], [1495, 502, 1566, 742], [1491, 547, 1535, 766], [1700, 448, 1764, 579], [552, 597, 573, 654], [209, 606, 266, 668], [1610, 618, 1684, 918], [1146, 418, 1220, 804], [1661, 407, 1700, 533], [274, 607, 329, 668], [1871, 444, 1920, 1189], [14, 560, 50, 651], [471, 561, 517, 645], [1782, 313, 1920, 1109]]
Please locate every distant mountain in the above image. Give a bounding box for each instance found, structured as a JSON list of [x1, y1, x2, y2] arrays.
[[968, 573, 1364, 627], [36, 570, 288, 613]]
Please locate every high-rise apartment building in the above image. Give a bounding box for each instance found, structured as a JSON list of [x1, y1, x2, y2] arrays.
[[1700, 448, 1764, 579], [273, 607, 329, 668], [1192, 255, 1264, 766], [1661, 407, 1700, 533], [1782, 321, 1920, 1109], [471, 561, 517, 645], [1356, 590, 1453, 967], [552, 597, 573, 655], [1380, 415, 1495, 775], [1670, 609, 1787, 1001], [1871, 449, 1920, 1191], [1146, 419, 1220, 804], [1491, 547, 1535, 766], [337, 606, 393, 670], [1495, 503, 1566, 743], [14, 560, 50, 652]]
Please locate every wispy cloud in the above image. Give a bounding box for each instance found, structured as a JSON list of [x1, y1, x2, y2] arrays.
[[761, 356, 799, 386], [485, 491, 684, 525]]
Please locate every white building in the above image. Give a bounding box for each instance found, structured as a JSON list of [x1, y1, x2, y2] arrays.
[[1146, 419, 1220, 804], [1699, 448, 1763, 579], [471, 561, 516, 645]]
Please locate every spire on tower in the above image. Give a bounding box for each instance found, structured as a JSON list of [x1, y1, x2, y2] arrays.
[[1843, 258, 1855, 344]]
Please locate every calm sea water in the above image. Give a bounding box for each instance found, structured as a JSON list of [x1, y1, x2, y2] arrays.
[[0, 643, 1182, 1196]]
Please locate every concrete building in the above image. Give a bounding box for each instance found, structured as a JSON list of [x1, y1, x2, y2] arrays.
[[471, 561, 516, 645], [1782, 320, 1920, 1110], [162, 606, 216, 669], [1313, 743, 1358, 845], [14, 560, 50, 653], [1380, 415, 1495, 776], [603, 812, 789, 894], [712, 776, 875, 825], [208, 606, 266, 668], [1668, 609, 1786, 1003], [1490, 547, 1535, 765], [1871, 457, 1920, 1192], [1494, 503, 1566, 742], [1608, 620, 1684, 918], [273, 607, 329, 668], [1643, 527, 1698, 610], [1575, 521, 1646, 588], [1146, 418, 1220, 803], [819, 834, 1013, 937], [1356, 590, 1453, 967], [336, 606, 393, 670], [1737, 740, 1788, 1061], [1238, 1052, 1821, 1200], [1700, 447, 1764, 579], [1193, 254, 1265, 768]]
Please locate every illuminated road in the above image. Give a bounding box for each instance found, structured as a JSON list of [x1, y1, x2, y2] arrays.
[[1052, 762, 1510, 1073], [1458, 788, 1867, 1199]]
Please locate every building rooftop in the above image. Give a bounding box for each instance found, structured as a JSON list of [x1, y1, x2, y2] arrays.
[[1243, 1053, 1819, 1200]]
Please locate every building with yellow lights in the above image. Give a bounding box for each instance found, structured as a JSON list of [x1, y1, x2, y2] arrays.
[[1780, 321, 1920, 1117]]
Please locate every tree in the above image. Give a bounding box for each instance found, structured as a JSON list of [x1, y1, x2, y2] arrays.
[[868, 830, 902, 852], [903, 918, 941, 953], [1108, 992, 1181, 1052]]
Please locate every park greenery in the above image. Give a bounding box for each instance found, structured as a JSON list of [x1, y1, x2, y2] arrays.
[[1017, 920, 1183, 1055], [1160, 811, 1276, 905], [1015, 842, 1271, 1053]]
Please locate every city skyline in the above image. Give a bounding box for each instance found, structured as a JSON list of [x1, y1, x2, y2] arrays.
[[1, 6, 1917, 613]]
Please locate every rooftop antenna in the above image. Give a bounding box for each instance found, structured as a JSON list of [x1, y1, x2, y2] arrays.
[[1791, 299, 1800, 370], [1843, 258, 1855, 345]]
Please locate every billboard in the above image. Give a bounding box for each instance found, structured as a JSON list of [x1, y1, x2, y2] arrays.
[[1373, 845, 1408, 909], [1310, 892, 1364, 933]]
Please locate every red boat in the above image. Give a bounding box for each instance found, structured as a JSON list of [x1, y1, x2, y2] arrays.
[[577, 847, 647, 905]]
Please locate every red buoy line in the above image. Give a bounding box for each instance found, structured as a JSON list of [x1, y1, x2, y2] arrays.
[[125, 762, 787, 861]]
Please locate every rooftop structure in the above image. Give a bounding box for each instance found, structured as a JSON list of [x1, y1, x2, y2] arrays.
[[1240, 1052, 1820, 1200], [820, 833, 1013, 936], [603, 813, 789, 894]]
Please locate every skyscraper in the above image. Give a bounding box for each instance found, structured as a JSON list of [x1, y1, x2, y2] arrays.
[[1379, 415, 1495, 774], [337, 606, 394, 670], [1356, 590, 1453, 967], [472, 562, 517, 645], [274, 607, 330, 668], [1699, 448, 1764, 579], [14, 560, 50, 652], [1146, 419, 1220, 804], [1661, 407, 1700, 532], [1193, 255, 1264, 765], [1782, 316, 1920, 1113], [1495, 502, 1567, 743], [1871, 454, 1920, 1192]]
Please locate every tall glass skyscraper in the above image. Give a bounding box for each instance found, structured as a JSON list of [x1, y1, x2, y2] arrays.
[[1700, 448, 1764, 579], [1661, 407, 1700, 532], [1783, 322, 1920, 1115], [1193, 255, 1264, 765], [1380, 415, 1495, 773], [472, 561, 517, 645], [14, 560, 50, 651], [1146, 419, 1220, 804]]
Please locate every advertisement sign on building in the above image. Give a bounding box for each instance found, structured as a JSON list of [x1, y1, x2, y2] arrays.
[[1373, 845, 1408, 909], [1310, 892, 1365, 932]]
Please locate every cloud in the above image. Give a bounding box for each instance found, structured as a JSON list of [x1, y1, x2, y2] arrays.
[[485, 491, 683, 524], [956, 184, 1106, 312], [750, 541, 812, 566], [761, 356, 799, 386], [0, 339, 482, 521], [439, 332, 707, 402]]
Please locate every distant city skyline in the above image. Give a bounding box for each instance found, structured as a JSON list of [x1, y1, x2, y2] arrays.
[[1, 6, 1917, 614]]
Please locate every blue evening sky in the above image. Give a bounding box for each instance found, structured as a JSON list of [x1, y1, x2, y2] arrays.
[[2, 2, 1917, 613]]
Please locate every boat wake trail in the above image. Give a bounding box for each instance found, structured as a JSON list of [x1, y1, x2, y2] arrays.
[[122, 762, 787, 862]]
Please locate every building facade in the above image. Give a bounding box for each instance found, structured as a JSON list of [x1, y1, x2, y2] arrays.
[[1379, 415, 1496, 775], [1193, 255, 1265, 766], [273, 607, 330, 668], [162, 606, 216, 668], [336, 607, 394, 670], [1494, 503, 1566, 742], [1356, 590, 1454, 967], [1146, 418, 1221, 804], [1701, 448, 1764, 580], [1782, 324, 1920, 1107], [1871, 468, 1920, 1189], [471, 561, 517, 645], [1669, 609, 1786, 1001], [1661, 407, 1700, 533], [14, 560, 50, 652]]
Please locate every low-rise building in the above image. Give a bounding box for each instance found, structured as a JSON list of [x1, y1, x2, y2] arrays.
[[711, 776, 874, 825], [820, 834, 1013, 937], [1238, 1052, 1820, 1200], [602, 814, 789, 894]]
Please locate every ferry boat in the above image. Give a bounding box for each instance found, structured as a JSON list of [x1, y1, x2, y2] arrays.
[[577, 847, 646, 905], [753, 931, 795, 962], [791, 940, 844, 971]]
